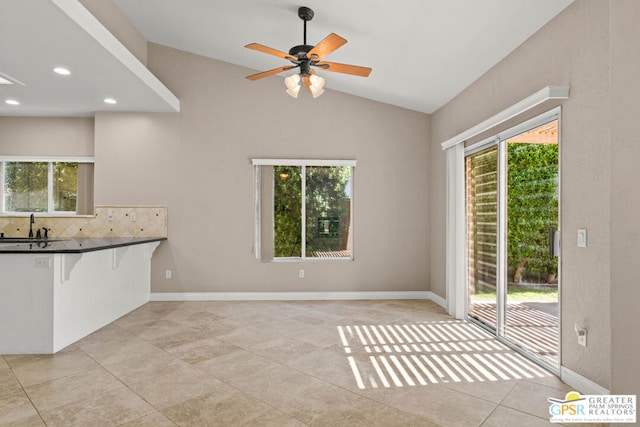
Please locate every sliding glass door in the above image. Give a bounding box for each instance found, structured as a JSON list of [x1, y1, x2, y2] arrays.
[[466, 113, 560, 371], [466, 146, 499, 332]]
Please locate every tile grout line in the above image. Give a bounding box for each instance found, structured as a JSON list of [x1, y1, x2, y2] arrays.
[[1, 354, 49, 426], [97, 319, 308, 426], [79, 335, 205, 426], [123, 306, 426, 424], [3, 301, 573, 426], [189, 317, 438, 423], [496, 379, 568, 421], [477, 405, 500, 427], [15, 343, 175, 426], [475, 378, 520, 427]]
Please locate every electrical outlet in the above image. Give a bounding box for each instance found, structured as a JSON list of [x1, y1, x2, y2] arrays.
[[575, 321, 587, 346], [578, 331, 587, 346], [130, 212, 136, 222], [35, 258, 51, 268], [107, 209, 114, 221], [165, 270, 172, 279], [577, 228, 587, 247], [298, 269, 304, 279]]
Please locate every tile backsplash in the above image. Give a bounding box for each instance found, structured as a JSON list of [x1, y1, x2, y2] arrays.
[[0, 206, 167, 239]]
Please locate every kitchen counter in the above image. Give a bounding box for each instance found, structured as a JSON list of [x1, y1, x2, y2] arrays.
[[0, 237, 166, 253], [0, 238, 164, 354]]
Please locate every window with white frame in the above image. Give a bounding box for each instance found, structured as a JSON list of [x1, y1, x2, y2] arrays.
[[253, 159, 355, 260], [1, 157, 94, 215]]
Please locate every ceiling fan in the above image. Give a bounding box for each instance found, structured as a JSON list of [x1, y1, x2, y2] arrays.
[[244, 6, 372, 98]]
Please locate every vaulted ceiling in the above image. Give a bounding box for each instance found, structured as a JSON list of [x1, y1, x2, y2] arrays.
[[0, 0, 573, 117]]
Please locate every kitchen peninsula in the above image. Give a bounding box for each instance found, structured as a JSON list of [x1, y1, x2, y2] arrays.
[[0, 237, 165, 354]]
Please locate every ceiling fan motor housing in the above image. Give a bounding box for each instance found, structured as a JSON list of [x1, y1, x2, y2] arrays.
[[299, 61, 312, 77], [289, 44, 314, 58]]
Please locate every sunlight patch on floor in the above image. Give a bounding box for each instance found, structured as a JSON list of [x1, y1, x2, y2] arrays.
[[338, 320, 551, 389], [470, 302, 558, 365]]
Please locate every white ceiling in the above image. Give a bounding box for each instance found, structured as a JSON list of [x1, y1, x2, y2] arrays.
[[0, 0, 178, 117], [1, 0, 573, 117]]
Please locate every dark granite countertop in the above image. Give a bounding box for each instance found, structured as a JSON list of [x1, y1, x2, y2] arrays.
[[0, 237, 166, 254]]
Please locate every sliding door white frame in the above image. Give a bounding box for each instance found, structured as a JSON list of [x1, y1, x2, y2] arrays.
[[445, 143, 466, 319], [442, 86, 568, 321]]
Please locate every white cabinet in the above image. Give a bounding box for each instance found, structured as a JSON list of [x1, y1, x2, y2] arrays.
[[0, 241, 160, 354]]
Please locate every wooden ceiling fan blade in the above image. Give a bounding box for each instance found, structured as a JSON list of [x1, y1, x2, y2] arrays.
[[316, 61, 372, 77], [306, 33, 347, 60], [245, 43, 297, 61], [246, 66, 296, 81]]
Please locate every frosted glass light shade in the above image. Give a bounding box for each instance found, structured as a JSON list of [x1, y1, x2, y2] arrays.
[[284, 73, 301, 89], [286, 85, 301, 98], [309, 74, 325, 89], [310, 87, 324, 98]]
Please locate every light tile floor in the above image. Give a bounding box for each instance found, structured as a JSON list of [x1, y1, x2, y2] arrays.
[[0, 300, 592, 426]]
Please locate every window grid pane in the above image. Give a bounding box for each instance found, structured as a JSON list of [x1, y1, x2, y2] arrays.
[[53, 162, 78, 212], [273, 166, 302, 258], [305, 166, 352, 258], [3, 162, 48, 212]]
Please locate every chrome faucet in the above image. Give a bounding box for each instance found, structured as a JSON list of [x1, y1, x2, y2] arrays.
[[28, 213, 35, 239]]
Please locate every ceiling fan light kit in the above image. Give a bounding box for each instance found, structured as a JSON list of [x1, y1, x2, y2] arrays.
[[245, 6, 371, 99], [285, 74, 301, 98], [308, 74, 325, 98]]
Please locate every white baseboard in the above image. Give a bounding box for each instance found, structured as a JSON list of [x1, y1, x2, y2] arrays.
[[150, 290, 447, 308], [426, 291, 447, 308], [560, 366, 609, 395]]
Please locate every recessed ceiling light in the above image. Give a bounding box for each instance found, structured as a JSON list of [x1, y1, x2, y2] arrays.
[[53, 67, 71, 75], [103, 98, 117, 104], [5, 99, 20, 105]]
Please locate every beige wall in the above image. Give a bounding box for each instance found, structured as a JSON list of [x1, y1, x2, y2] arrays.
[[0, 117, 94, 156], [609, 1, 640, 395], [430, 0, 614, 389], [94, 43, 431, 294]]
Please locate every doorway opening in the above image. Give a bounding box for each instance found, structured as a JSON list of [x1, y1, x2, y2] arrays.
[[466, 114, 560, 371]]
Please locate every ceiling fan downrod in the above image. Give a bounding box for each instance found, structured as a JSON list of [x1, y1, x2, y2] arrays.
[[288, 7, 315, 61], [298, 6, 314, 45]]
